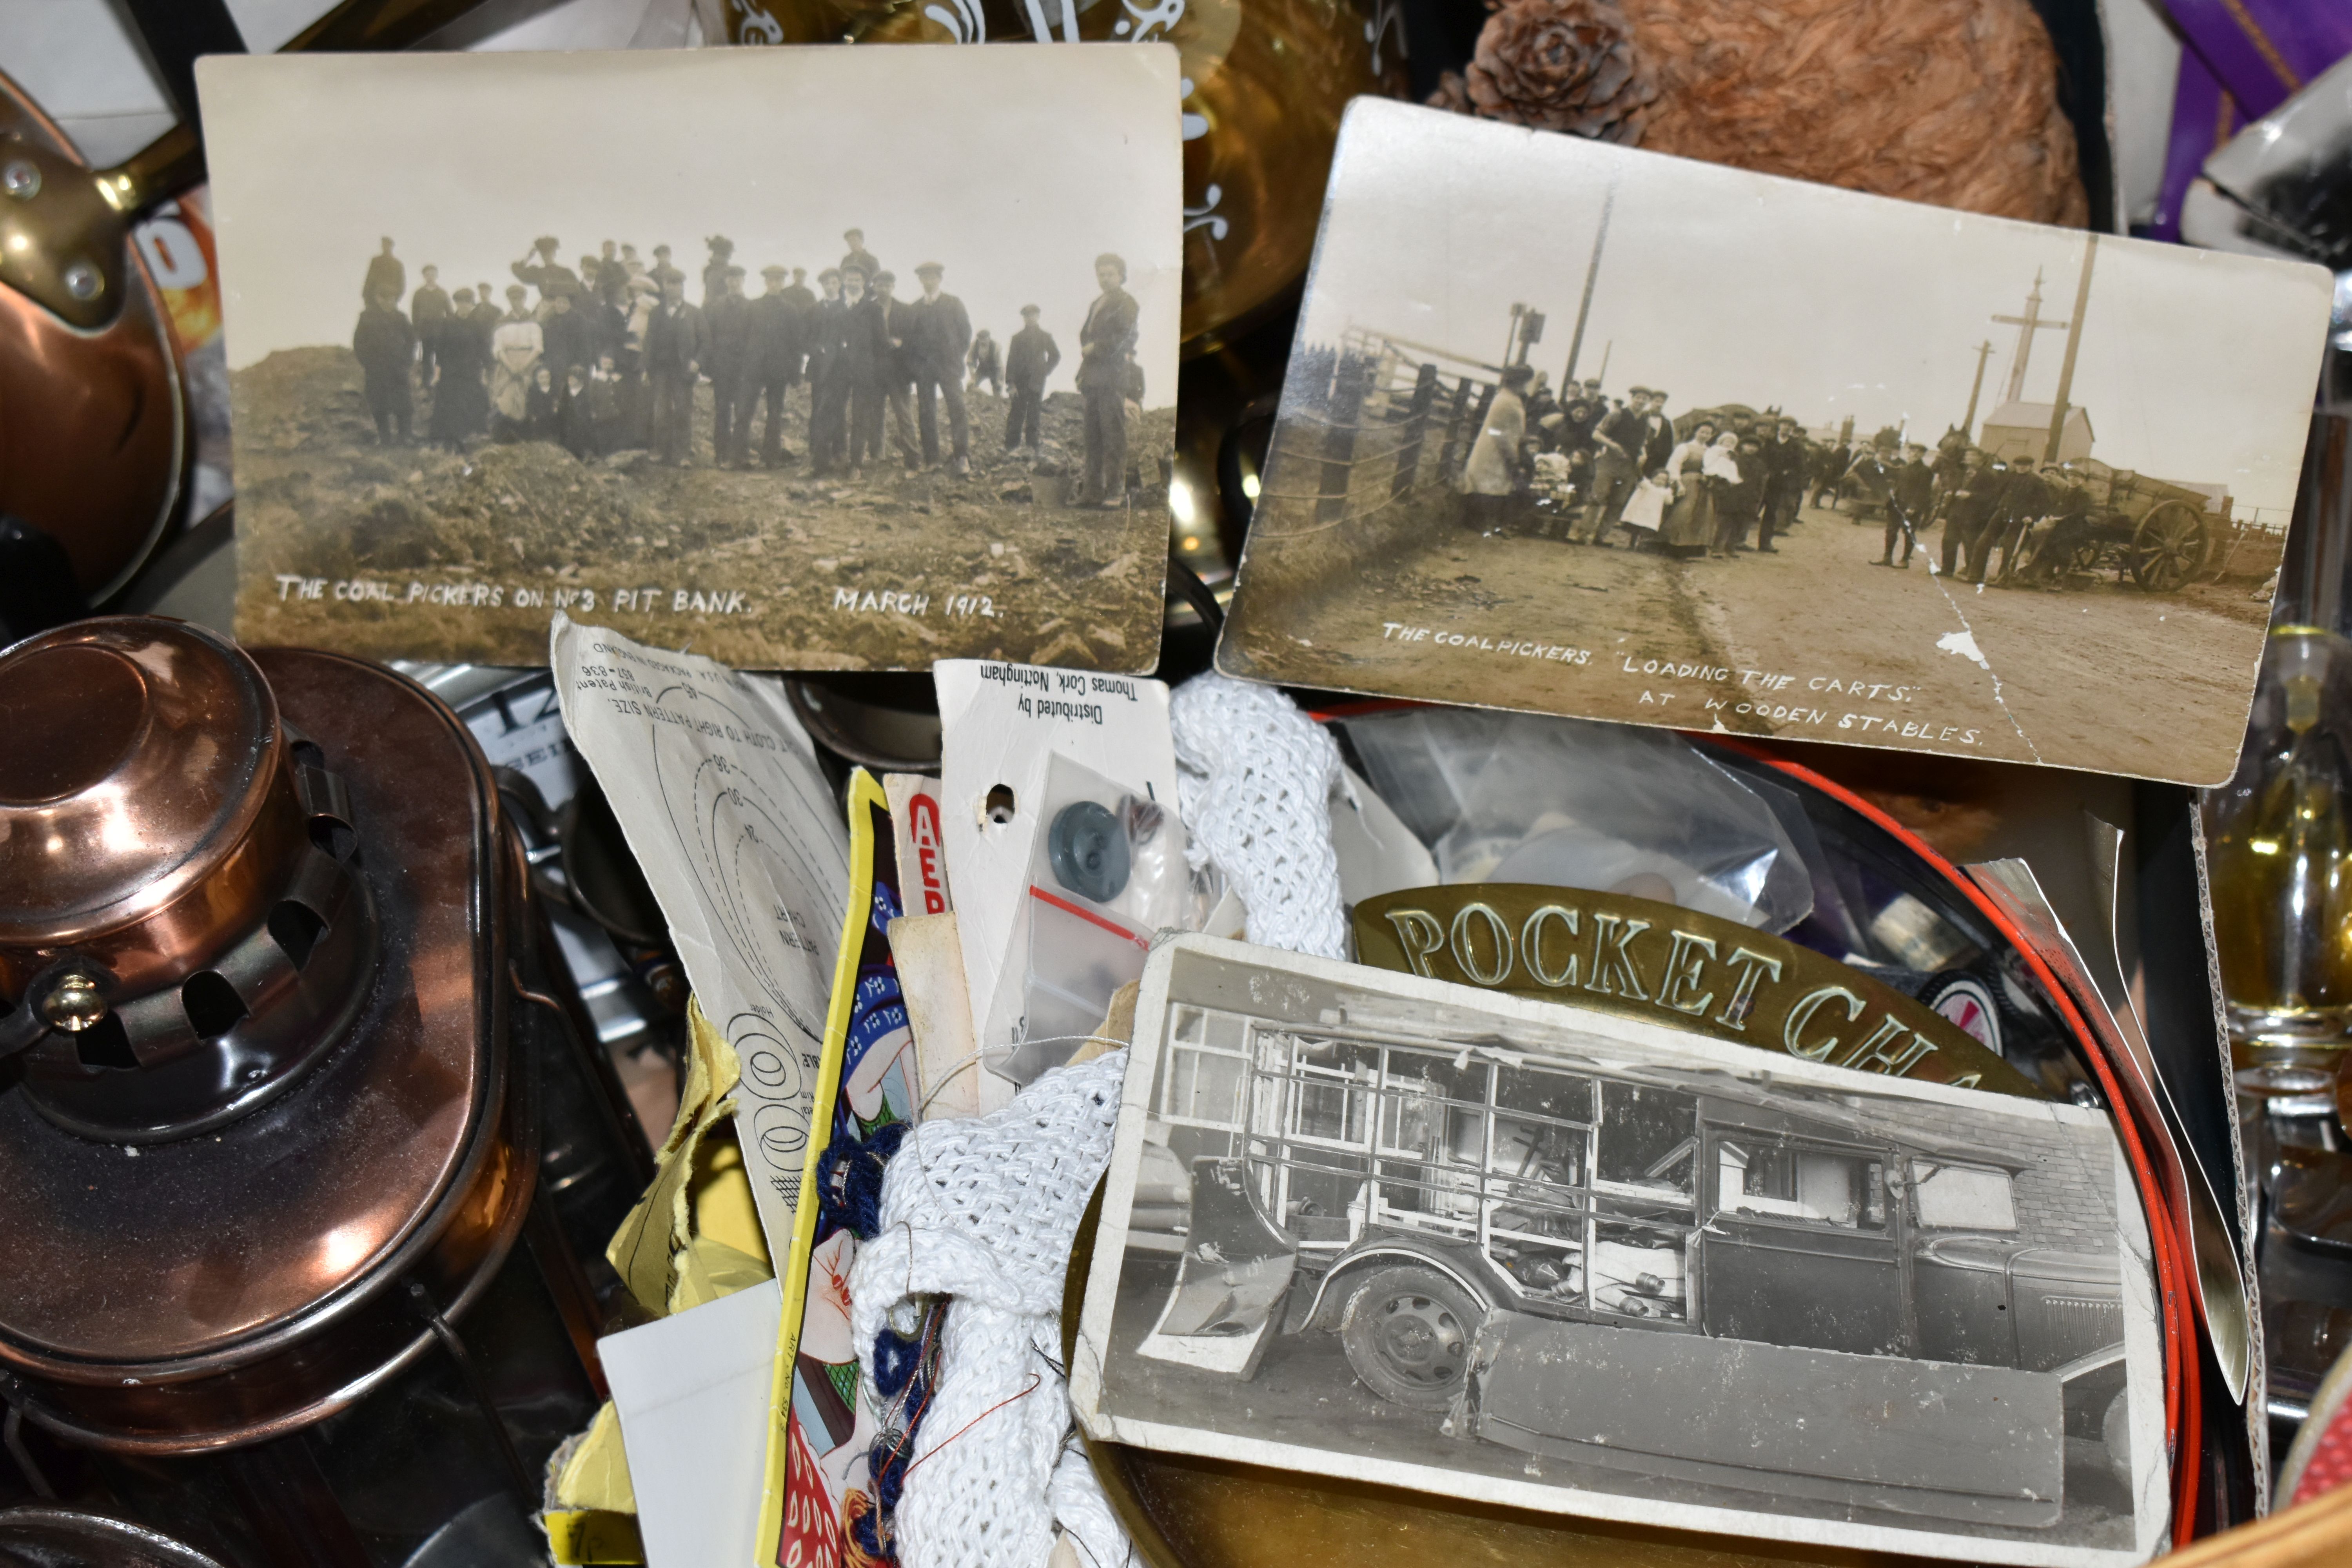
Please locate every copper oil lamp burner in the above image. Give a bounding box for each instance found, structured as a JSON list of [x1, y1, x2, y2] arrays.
[[0, 617, 651, 1566]]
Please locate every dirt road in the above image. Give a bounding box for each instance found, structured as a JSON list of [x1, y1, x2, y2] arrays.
[[1223, 497, 2274, 784]]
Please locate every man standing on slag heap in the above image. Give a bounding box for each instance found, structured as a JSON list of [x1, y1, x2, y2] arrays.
[[746, 264, 805, 469], [1077, 253, 1138, 507], [1003, 305, 1060, 456], [412, 264, 449, 389], [702, 235, 735, 311], [645, 276, 706, 467], [363, 236, 404, 307], [352, 286, 415, 446], [908, 261, 973, 476], [706, 265, 752, 467], [512, 235, 578, 316]]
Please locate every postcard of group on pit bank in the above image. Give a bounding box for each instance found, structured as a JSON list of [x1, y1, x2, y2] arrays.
[[1215, 98, 2333, 786], [197, 45, 1181, 671]]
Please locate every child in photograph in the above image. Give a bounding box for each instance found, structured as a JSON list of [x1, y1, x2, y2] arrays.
[[524, 363, 561, 445], [559, 365, 597, 459], [588, 353, 624, 456]]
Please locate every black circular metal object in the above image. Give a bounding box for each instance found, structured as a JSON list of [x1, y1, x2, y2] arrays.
[[1049, 800, 1129, 904], [1338, 1264, 1478, 1412], [0, 1507, 224, 1568], [560, 776, 671, 948]]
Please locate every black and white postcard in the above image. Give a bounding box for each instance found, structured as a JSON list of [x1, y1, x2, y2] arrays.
[[199, 46, 1180, 670], [1215, 98, 2334, 785], [1071, 935, 2165, 1567]]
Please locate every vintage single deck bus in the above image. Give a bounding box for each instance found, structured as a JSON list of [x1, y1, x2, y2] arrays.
[[1138, 1016, 2131, 1527]]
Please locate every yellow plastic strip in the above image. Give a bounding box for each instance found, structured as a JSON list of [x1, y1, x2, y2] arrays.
[[751, 768, 884, 1567]]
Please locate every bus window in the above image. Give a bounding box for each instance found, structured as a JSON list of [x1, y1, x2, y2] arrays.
[[1377, 1047, 1480, 1158], [1494, 1065, 1595, 1127], [1910, 1161, 2018, 1231], [1595, 1083, 1698, 1197], [1488, 1065, 1594, 1198], [1161, 1011, 1247, 1130], [1285, 1038, 1380, 1143], [1488, 1117, 1586, 1191], [1717, 1141, 1887, 1230]]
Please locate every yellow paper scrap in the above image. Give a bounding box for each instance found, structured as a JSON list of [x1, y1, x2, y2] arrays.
[[553, 1401, 637, 1514], [542, 1510, 645, 1565], [688, 1137, 770, 1265], [606, 1000, 742, 1317]]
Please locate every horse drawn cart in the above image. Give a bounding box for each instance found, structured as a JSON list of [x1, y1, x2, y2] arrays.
[[2025, 465, 2224, 593]]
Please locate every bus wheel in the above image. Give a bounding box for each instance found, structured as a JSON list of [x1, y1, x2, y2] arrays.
[[1339, 1265, 1479, 1411]]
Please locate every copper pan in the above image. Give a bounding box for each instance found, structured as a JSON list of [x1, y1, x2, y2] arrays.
[[0, 0, 574, 613], [0, 93, 189, 606]]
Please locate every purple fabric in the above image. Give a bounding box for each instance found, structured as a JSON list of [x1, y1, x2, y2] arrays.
[[2162, 0, 2352, 120], [2152, 46, 2236, 240]]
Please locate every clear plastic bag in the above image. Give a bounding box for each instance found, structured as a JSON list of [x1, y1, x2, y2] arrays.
[[1341, 708, 1813, 933], [982, 751, 1214, 1085]]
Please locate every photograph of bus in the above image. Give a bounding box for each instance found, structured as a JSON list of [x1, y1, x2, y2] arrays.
[[1075, 938, 2160, 1568]]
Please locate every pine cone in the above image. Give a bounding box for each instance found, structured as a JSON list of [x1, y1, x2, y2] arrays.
[[1463, 0, 1656, 144], [1426, 70, 1473, 113]]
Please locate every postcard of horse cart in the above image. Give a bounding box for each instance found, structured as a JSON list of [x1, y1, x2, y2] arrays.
[[1215, 99, 2335, 786], [1071, 936, 2165, 1567]]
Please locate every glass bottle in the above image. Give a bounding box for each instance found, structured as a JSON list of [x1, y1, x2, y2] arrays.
[[2207, 624, 2352, 1062], [2207, 408, 2352, 1078]]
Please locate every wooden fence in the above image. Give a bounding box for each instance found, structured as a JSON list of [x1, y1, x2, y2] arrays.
[[1250, 336, 1503, 545]]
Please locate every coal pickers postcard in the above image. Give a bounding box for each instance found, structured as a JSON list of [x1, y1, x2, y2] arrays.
[[1071, 936, 2165, 1568], [198, 45, 1181, 670], [1215, 98, 2335, 786]]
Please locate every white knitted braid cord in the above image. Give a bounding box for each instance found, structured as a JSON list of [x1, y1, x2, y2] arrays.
[[847, 1051, 1133, 1568], [1169, 675, 1349, 960]]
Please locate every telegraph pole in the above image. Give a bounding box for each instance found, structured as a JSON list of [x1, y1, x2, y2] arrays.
[[2043, 238, 2098, 464], [1563, 180, 1615, 387], [1993, 269, 2069, 407], [1962, 339, 1994, 441]]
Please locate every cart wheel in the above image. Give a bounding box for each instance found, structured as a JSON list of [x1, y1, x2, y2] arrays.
[[1339, 1265, 1481, 1411], [2129, 500, 2209, 592]]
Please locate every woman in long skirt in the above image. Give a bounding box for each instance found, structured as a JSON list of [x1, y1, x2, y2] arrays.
[[1659, 418, 1718, 559], [1457, 364, 1532, 534], [426, 291, 490, 450]]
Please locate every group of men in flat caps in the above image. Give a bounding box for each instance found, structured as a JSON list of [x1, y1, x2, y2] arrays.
[[1446, 363, 2102, 584], [350, 228, 1140, 503]]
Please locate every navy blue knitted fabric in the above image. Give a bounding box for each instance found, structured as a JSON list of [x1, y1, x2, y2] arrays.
[[816, 1119, 910, 1242]]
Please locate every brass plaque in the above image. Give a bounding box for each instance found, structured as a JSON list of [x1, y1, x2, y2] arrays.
[[1352, 884, 2040, 1098]]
